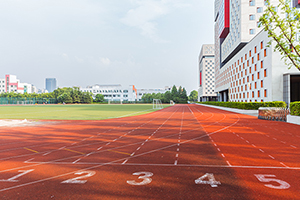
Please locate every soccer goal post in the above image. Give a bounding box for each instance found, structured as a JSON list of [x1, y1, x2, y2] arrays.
[[153, 99, 163, 109]]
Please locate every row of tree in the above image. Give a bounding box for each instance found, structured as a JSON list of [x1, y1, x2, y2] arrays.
[[0, 87, 95, 104], [141, 85, 188, 103]]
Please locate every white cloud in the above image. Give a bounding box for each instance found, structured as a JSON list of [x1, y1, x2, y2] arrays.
[[121, 0, 189, 43], [62, 53, 69, 60], [100, 57, 111, 65]]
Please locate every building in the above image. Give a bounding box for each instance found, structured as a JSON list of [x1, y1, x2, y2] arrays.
[[0, 75, 35, 94], [45, 78, 57, 93], [198, 44, 217, 102], [213, 0, 300, 104], [80, 84, 172, 102]]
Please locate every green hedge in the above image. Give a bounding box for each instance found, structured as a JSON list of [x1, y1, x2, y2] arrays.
[[290, 101, 300, 116], [197, 101, 287, 110]]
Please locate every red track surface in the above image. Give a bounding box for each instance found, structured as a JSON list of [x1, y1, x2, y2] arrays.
[[0, 104, 299, 199]]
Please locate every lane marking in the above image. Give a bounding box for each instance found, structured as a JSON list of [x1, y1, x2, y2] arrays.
[[280, 162, 290, 168], [23, 148, 39, 153], [259, 149, 265, 153], [226, 161, 232, 166], [221, 154, 225, 158], [64, 148, 85, 155], [122, 159, 128, 165], [269, 155, 275, 159], [107, 150, 131, 156], [290, 145, 297, 149], [72, 159, 81, 164], [174, 160, 178, 165]]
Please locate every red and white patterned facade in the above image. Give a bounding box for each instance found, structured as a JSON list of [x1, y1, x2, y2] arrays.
[[214, 0, 300, 103]]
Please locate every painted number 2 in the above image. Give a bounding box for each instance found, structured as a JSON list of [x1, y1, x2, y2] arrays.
[[61, 171, 96, 184], [195, 173, 221, 188], [127, 172, 153, 186], [255, 174, 290, 189]]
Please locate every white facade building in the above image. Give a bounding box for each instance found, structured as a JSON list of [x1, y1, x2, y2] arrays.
[[198, 44, 217, 102], [214, 0, 300, 104], [80, 84, 172, 102]]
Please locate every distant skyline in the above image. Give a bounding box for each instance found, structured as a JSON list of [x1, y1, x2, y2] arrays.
[[0, 0, 214, 93]]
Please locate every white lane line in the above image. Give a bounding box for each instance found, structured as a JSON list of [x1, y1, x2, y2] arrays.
[[269, 155, 275, 159], [221, 154, 225, 158], [137, 147, 141, 151], [97, 147, 103, 150], [217, 148, 221, 152], [226, 161, 232, 166], [72, 158, 81, 164], [106, 143, 110, 146], [24, 158, 34, 163], [176, 154, 178, 158], [259, 149, 264, 153], [130, 153, 135, 156], [245, 140, 250, 143], [174, 160, 178, 165], [273, 138, 277, 140], [291, 145, 297, 149], [177, 148, 179, 151], [280, 162, 290, 168], [122, 159, 128, 165], [252, 144, 257, 148]]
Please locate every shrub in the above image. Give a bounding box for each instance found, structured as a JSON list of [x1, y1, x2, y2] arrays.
[[198, 101, 287, 110], [290, 101, 300, 116]]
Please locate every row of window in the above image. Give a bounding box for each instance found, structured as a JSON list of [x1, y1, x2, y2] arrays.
[[82, 90, 129, 93], [231, 89, 268, 100], [249, 0, 269, 6]]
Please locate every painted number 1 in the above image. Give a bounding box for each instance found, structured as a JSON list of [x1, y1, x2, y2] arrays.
[[127, 172, 153, 186], [255, 174, 290, 189], [0, 169, 34, 182]]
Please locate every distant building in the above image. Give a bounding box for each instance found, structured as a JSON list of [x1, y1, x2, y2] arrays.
[[45, 78, 57, 93], [80, 84, 171, 102], [0, 75, 34, 94], [198, 44, 217, 102]]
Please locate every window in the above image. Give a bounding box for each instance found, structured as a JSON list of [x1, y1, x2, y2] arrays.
[[257, 7, 263, 13], [258, 90, 260, 97], [252, 74, 254, 81], [250, 29, 255, 35], [264, 69, 267, 77], [255, 46, 257, 53], [257, 72, 260, 79], [257, 53, 260, 60], [250, 0, 255, 6], [249, 50, 252, 57], [261, 61, 264, 68], [249, 14, 255, 20], [261, 41, 264, 49], [264, 49, 267, 57], [261, 80, 263, 87], [255, 82, 257, 89], [255, 64, 257, 71], [264, 89, 267, 97]]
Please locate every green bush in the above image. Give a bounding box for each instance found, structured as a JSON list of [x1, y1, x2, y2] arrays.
[[198, 101, 287, 110], [290, 101, 300, 116]]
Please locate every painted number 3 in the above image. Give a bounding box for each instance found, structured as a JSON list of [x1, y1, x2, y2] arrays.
[[255, 174, 290, 189], [127, 172, 153, 186]]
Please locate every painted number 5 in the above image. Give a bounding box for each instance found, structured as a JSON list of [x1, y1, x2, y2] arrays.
[[127, 172, 153, 186], [255, 174, 290, 189]]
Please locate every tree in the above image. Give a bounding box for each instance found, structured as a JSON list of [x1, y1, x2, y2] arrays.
[[259, 0, 300, 71], [94, 94, 105, 103], [189, 90, 198, 102]]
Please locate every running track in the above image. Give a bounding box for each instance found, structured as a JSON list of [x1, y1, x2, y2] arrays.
[[0, 104, 299, 199]]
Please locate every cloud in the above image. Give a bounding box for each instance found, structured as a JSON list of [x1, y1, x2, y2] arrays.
[[100, 57, 111, 65], [62, 53, 69, 60], [121, 0, 188, 43]]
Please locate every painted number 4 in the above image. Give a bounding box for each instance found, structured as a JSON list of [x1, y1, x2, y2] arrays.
[[195, 173, 221, 188], [255, 174, 290, 189]]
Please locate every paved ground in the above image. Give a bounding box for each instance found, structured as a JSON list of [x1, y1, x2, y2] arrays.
[[0, 104, 299, 199]]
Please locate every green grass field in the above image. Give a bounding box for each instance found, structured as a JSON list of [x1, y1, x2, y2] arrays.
[[0, 104, 170, 120]]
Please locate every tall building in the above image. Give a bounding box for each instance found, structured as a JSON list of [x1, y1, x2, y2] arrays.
[[45, 78, 57, 93], [198, 44, 217, 102], [214, 0, 300, 104]]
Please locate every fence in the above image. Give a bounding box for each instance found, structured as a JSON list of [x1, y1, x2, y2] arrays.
[[0, 97, 57, 105]]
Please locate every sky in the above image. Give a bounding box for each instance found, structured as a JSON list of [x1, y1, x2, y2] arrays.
[[0, 0, 214, 93]]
